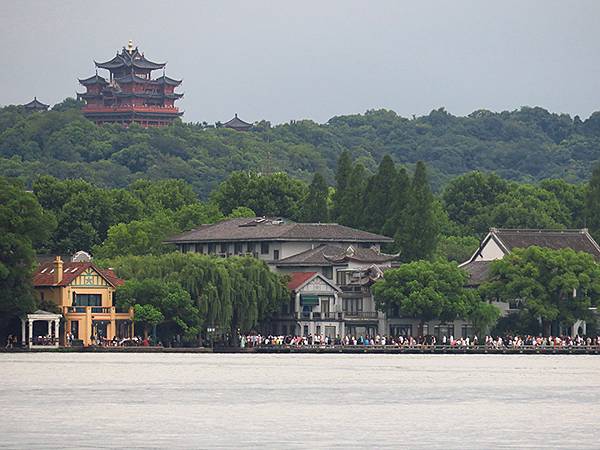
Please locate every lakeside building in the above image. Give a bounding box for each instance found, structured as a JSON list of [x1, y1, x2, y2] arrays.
[[32, 252, 133, 346], [77, 40, 183, 127], [460, 228, 600, 336], [168, 221, 600, 340], [165, 217, 398, 337]]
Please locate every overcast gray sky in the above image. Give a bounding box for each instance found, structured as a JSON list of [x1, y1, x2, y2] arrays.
[[1, 0, 599, 124]]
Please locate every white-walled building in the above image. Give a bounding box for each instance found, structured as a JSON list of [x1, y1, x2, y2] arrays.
[[460, 228, 600, 336], [166, 217, 397, 337]]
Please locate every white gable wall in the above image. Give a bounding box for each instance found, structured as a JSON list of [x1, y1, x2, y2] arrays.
[[474, 237, 506, 261]]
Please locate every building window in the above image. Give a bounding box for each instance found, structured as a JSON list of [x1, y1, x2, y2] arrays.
[[220, 243, 228, 254], [247, 242, 256, 253], [343, 298, 363, 313], [195, 243, 204, 253], [261, 242, 270, 255], [303, 325, 309, 337], [273, 250, 280, 260], [323, 266, 333, 279], [234, 242, 244, 254], [75, 294, 101, 307], [208, 243, 216, 254]]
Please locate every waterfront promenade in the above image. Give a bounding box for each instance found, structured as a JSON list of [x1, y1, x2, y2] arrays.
[[2, 344, 599, 355]]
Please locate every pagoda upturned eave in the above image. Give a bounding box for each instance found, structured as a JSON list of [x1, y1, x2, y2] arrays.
[[78, 74, 108, 85], [94, 47, 165, 71]]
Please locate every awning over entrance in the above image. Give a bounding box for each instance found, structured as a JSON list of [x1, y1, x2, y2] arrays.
[[300, 294, 319, 306]]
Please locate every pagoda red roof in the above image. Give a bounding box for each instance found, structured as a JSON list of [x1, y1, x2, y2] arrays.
[[33, 261, 124, 287]]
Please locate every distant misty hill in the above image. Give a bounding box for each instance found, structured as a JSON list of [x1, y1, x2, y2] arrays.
[[1, 100, 599, 195]]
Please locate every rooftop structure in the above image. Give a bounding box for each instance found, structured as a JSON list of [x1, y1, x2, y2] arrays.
[[275, 244, 398, 267], [166, 217, 393, 246], [77, 40, 183, 127], [23, 97, 49, 112], [223, 113, 252, 131]]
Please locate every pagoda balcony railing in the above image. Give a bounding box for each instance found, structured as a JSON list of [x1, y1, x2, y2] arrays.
[[82, 105, 180, 114]]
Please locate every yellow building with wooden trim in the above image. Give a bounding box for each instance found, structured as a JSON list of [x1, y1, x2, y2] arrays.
[[33, 255, 134, 346]]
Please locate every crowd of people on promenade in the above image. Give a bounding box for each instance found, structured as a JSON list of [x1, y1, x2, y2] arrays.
[[240, 333, 600, 349]]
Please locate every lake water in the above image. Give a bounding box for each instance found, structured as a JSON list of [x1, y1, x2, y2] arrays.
[[0, 353, 599, 449]]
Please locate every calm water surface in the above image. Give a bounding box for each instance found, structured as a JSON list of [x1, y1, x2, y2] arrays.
[[0, 353, 599, 449]]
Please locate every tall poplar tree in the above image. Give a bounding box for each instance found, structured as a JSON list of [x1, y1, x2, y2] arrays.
[[300, 173, 329, 222], [331, 151, 353, 221], [337, 163, 367, 228], [382, 166, 411, 248], [586, 163, 600, 239], [395, 161, 438, 261], [362, 155, 397, 233]]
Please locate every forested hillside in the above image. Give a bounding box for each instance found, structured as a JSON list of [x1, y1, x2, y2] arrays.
[[1, 99, 600, 195]]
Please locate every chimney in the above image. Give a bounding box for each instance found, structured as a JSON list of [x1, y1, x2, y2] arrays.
[[53, 256, 63, 284]]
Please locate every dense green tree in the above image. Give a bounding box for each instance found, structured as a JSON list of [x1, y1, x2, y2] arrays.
[[382, 166, 411, 243], [117, 279, 200, 343], [586, 163, 600, 239], [480, 246, 600, 334], [442, 171, 509, 235], [133, 304, 164, 339], [465, 297, 502, 336], [0, 177, 56, 339], [128, 178, 198, 214], [362, 155, 397, 233], [434, 235, 480, 263], [93, 211, 179, 258], [373, 260, 475, 335], [300, 173, 329, 222], [3, 103, 600, 197], [489, 184, 571, 230], [103, 253, 289, 340], [395, 161, 439, 261], [540, 179, 586, 228], [331, 151, 353, 221], [337, 163, 367, 228], [212, 171, 307, 220]]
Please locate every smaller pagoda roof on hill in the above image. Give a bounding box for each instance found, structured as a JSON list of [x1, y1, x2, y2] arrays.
[[23, 97, 49, 111], [223, 113, 252, 131], [78, 74, 108, 86], [155, 74, 182, 86], [95, 41, 165, 71]]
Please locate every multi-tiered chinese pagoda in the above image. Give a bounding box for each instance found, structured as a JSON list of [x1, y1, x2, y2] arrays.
[[77, 41, 183, 127]]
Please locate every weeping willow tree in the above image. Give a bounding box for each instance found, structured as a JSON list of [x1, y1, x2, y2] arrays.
[[102, 252, 289, 337]]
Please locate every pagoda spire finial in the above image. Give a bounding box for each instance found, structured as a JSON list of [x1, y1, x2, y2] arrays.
[[127, 39, 134, 54]]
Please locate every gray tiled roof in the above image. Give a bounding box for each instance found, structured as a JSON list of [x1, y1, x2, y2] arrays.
[[493, 229, 600, 260], [461, 260, 492, 286], [275, 244, 398, 266], [165, 218, 394, 244]]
